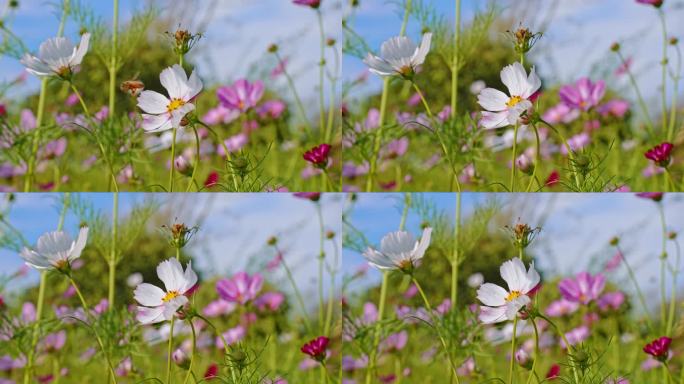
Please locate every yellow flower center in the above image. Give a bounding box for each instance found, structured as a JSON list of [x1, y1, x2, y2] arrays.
[[52, 259, 68, 270], [398, 65, 413, 76], [506, 290, 522, 302], [162, 290, 181, 302], [506, 96, 523, 108], [167, 98, 186, 112]]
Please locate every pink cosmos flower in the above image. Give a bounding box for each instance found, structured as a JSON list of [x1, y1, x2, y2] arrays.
[[216, 325, 246, 348], [293, 192, 321, 201], [542, 103, 579, 124], [643, 337, 672, 362], [558, 272, 606, 304], [40, 139, 67, 160], [644, 142, 674, 167], [380, 331, 408, 353], [545, 298, 580, 317], [202, 105, 239, 125], [559, 78, 606, 111], [254, 292, 285, 311], [597, 291, 625, 311], [41, 331, 66, 352], [381, 138, 408, 159], [216, 272, 264, 305], [560, 132, 590, 155], [604, 251, 623, 272], [217, 79, 264, 113], [636, 192, 664, 202], [217, 133, 248, 156], [560, 325, 590, 348], [271, 58, 288, 78], [257, 100, 286, 119], [203, 299, 236, 317], [598, 99, 630, 118], [301, 336, 329, 362]]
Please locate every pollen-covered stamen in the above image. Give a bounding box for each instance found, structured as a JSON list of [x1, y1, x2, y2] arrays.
[[56, 66, 72, 79], [52, 259, 69, 270], [505, 290, 522, 302], [167, 98, 186, 112], [162, 290, 181, 302], [397, 258, 414, 271], [506, 95, 523, 108], [398, 65, 413, 76]]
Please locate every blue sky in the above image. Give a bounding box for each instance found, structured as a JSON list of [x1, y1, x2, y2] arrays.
[[0, 193, 342, 308], [344, 193, 684, 311], [345, 0, 684, 114]]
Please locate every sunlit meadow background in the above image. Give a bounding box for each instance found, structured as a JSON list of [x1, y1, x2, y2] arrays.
[[0, 192, 343, 383], [342, 192, 684, 383], [0, 0, 342, 192], [343, 0, 684, 192]]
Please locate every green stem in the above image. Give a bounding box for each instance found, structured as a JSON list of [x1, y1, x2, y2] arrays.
[[108, 192, 118, 309], [70, 82, 91, 118], [412, 81, 433, 118], [615, 51, 656, 137], [194, 314, 237, 381], [537, 314, 579, 383], [69, 277, 118, 383], [109, 0, 119, 115], [450, 0, 461, 115], [317, 10, 326, 140], [365, 272, 388, 384], [659, 10, 668, 135], [659, 204, 668, 333], [450, 192, 461, 307], [316, 204, 325, 332], [539, 119, 581, 190], [24, 0, 69, 192], [509, 316, 518, 384], [182, 320, 197, 384], [526, 318, 540, 384], [167, 318, 175, 384], [667, 45, 681, 142], [667, 240, 680, 338], [196, 120, 240, 191], [169, 127, 177, 192], [526, 125, 542, 192], [365, 78, 389, 192], [510, 123, 520, 192], [186, 125, 201, 192], [273, 52, 312, 134], [615, 244, 654, 330], [413, 278, 460, 381], [278, 247, 313, 333]]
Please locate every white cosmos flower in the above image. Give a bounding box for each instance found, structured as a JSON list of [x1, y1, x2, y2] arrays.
[[137, 64, 202, 132], [477, 257, 540, 324], [362, 227, 432, 272], [20, 227, 89, 271], [134, 258, 198, 325], [20, 33, 90, 79], [363, 33, 432, 78], [477, 62, 541, 129]]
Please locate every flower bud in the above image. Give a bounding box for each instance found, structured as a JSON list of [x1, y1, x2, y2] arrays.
[[668, 231, 677, 240], [326, 230, 335, 239], [267, 236, 278, 246], [609, 237, 619, 246], [173, 349, 190, 369], [610, 42, 621, 52], [670, 37, 679, 46], [267, 44, 279, 53], [516, 349, 533, 370]]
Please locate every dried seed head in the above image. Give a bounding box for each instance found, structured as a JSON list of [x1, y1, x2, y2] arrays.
[[506, 221, 541, 250], [167, 27, 202, 56], [161, 221, 199, 249], [507, 25, 542, 55]]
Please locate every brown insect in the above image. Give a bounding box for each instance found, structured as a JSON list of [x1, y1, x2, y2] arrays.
[[120, 80, 145, 97]]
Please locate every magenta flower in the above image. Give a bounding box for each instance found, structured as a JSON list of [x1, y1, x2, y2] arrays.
[[636, 192, 664, 202], [293, 0, 321, 8], [380, 331, 408, 353], [560, 325, 590, 349], [216, 325, 246, 348], [203, 299, 236, 317], [545, 298, 579, 317], [301, 336, 329, 362], [41, 331, 66, 352], [217, 79, 264, 113], [40, 138, 67, 160], [216, 272, 263, 305], [558, 272, 606, 304], [644, 142, 674, 167], [597, 291, 625, 311], [560, 132, 590, 155], [303, 143, 331, 168], [643, 337, 672, 362], [559, 78, 606, 111], [636, 0, 663, 7], [542, 103, 579, 124]]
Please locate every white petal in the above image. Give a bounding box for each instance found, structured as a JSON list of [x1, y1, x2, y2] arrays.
[[157, 258, 186, 293], [36, 231, 72, 257], [478, 88, 509, 112], [185, 70, 203, 100], [411, 227, 432, 261], [380, 36, 417, 63], [480, 111, 510, 129], [522, 66, 541, 99], [505, 296, 530, 320], [20, 248, 53, 270], [500, 62, 528, 97], [70, 33, 90, 66], [479, 306, 507, 324], [138, 91, 170, 114], [362, 248, 397, 270], [477, 283, 508, 306], [506, 100, 532, 124], [364, 54, 395, 77], [524, 261, 540, 293], [38, 37, 73, 63], [20, 54, 52, 77], [160, 64, 189, 100], [380, 231, 415, 257], [500, 257, 529, 293], [136, 305, 165, 325], [181, 261, 198, 294], [142, 113, 173, 132], [411, 32, 432, 67], [162, 296, 188, 320], [68, 227, 89, 262], [134, 283, 166, 307]]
